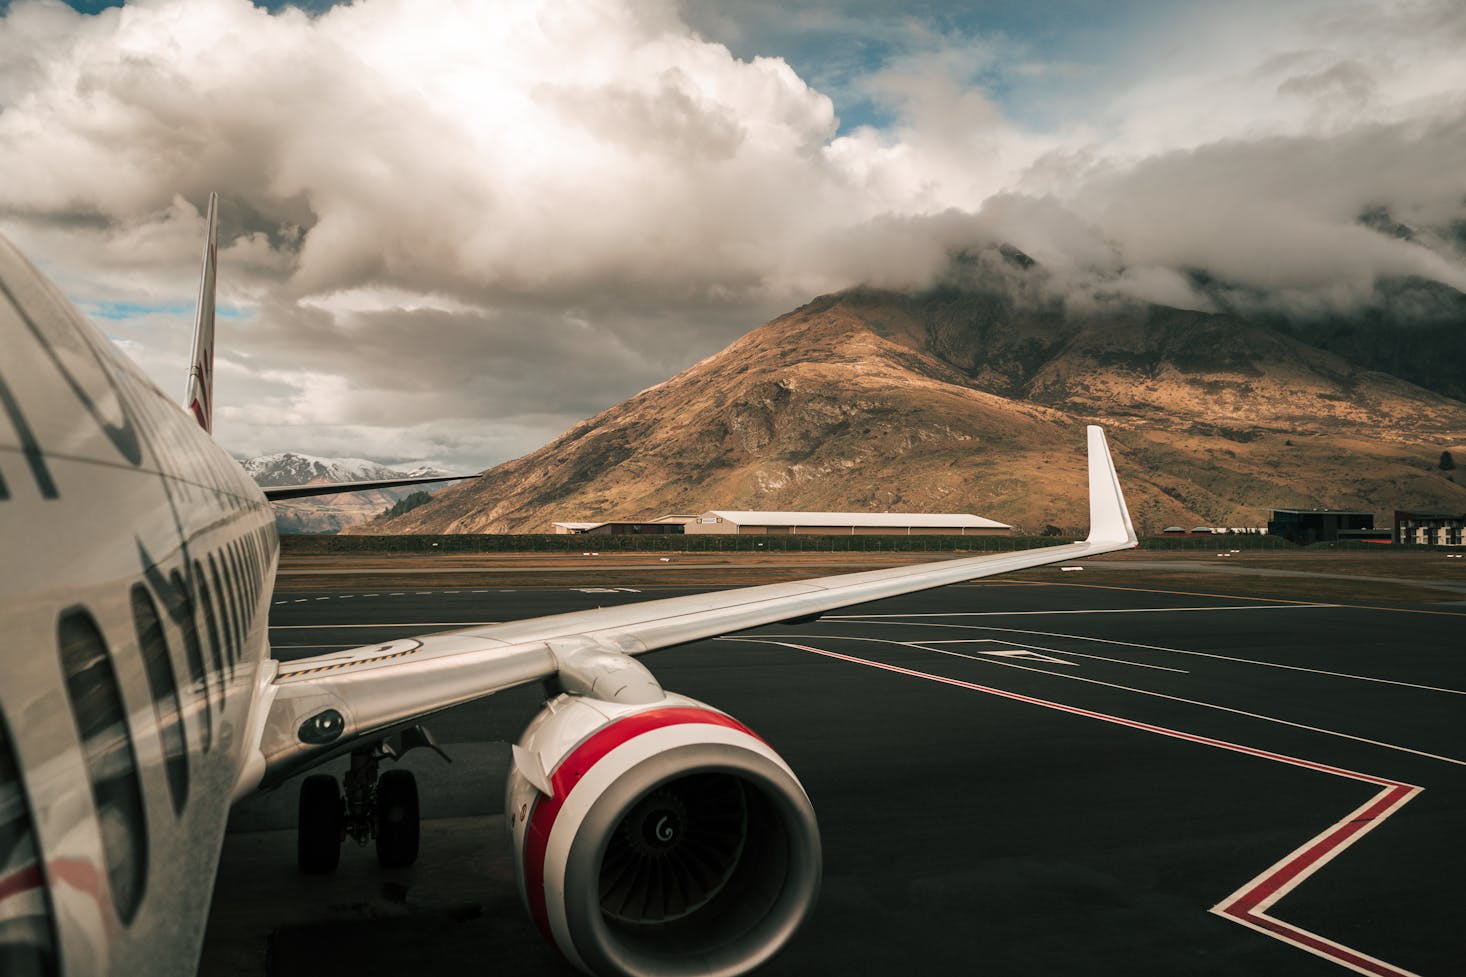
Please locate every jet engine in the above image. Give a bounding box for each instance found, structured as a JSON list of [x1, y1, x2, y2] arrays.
[[506, 691, 821, 977]]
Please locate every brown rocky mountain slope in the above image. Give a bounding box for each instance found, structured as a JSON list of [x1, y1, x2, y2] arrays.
[[354, 288, 1466, 535]]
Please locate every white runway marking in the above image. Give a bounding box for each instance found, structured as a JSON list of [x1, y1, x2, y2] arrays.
[[833, 619, 1466, 695], [737, 634, 1466, 767], [757, 638, 1425, 977], [979, 648, 1077, 665], [918, 639, 1189, 673]]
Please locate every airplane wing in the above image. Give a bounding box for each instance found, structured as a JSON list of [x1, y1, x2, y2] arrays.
[[262, 472, 480, 501], [243, 425, 1136, 793]]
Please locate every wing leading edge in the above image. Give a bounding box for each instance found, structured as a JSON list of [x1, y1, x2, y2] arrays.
[[241, 426, 1137, 796], [263, 472, 480, 501]]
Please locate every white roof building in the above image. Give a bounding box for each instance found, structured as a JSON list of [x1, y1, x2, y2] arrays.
[[684, 510, 1011, 536]]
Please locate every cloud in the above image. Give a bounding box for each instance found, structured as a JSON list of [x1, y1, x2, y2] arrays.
[[0, 0, 1463, 470]]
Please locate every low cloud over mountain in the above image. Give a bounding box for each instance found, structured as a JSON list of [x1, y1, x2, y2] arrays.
[[1, 0, 1462, 470]]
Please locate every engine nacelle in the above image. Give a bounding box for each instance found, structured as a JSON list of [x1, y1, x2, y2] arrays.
[[506, 691, 821, 977]]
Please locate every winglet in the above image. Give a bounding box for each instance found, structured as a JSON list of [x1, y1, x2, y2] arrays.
[[1085, 425, 1137, 546], [184, 192, 219, 433]]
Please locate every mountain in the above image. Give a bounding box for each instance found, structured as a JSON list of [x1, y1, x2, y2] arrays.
[[351, 281, 1466, 536], [243, 453, 449, 534]]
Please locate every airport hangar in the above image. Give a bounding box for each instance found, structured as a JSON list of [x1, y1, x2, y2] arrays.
[[552, 511, 1013, 536]]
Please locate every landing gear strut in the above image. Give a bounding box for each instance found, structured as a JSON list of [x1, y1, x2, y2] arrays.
[[294, 724, 448, 874]]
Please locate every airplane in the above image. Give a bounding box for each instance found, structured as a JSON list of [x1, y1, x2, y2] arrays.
[[0, 194, 1137, 977]]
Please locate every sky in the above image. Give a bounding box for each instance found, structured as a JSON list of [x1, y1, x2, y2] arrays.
[[0, 0, 1463, 471]]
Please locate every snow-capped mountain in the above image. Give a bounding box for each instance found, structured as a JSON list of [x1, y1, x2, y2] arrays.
[[240, 452, 456, 534], [240, 452, 445, 487]]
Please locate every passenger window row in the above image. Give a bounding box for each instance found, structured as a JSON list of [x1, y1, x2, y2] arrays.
[[23, 519, 277, 943]]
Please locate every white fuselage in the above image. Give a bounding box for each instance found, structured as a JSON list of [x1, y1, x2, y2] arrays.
[[0, 233, 277, 975]]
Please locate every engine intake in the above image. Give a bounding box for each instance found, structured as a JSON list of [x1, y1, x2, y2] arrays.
[[507, 693, 820, 977]]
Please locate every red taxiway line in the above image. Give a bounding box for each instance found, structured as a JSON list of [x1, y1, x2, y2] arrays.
[[769, 642, 1424, 977]]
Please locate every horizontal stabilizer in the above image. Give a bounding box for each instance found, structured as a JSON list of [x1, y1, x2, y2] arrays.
[[263, 472, 479, 502]]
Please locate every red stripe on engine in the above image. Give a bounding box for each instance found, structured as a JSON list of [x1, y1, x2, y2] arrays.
[[523, 706, 757, 944]]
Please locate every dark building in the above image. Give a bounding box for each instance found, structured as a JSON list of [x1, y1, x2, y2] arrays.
[[1394, 510, 1466, 546], [1266, 509, 1374, 544]]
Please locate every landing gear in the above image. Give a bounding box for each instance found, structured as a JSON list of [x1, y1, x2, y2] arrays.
[[294, 725, 447, 874], [375, 769, 420, 868], [297, 773, 344, 874]]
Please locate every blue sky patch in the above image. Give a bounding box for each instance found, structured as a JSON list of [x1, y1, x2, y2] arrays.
[[84, 300, 253, 321]]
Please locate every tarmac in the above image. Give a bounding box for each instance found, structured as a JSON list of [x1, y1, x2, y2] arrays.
[[202, 571, 1466, 977]]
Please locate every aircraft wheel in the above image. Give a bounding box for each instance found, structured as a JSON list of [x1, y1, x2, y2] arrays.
[[376, 769, 420, 868], [297, 774, 344, 874]]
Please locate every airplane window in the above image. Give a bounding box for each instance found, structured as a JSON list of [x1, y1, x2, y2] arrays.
[[130, 586, 188, 815], [169, 570, 212, 754], [210, 553, 239, 670], [248, 540, 261, 599], [229, 543, 251, 633], [230, 542, 248, 655], [57, 607, 148, 926], [232, 542, 252, 653], [246, 539, 260, 605], [0, 710, 60, 977], [194, 561, 227, 708]]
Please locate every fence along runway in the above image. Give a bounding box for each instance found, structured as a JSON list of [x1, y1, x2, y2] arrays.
[[204, 578, 1465, 977]]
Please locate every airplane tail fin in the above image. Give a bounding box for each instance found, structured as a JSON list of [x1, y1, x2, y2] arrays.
[[1085, 425, 1138, 547], [184, 192, 219, 433]]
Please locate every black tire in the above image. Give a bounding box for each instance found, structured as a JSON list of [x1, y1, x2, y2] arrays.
[[375, 769, 420, 868], [297, 774, 343, 874]]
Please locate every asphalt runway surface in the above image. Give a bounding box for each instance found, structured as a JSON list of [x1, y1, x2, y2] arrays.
[[203, 575, 1466, 977]]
